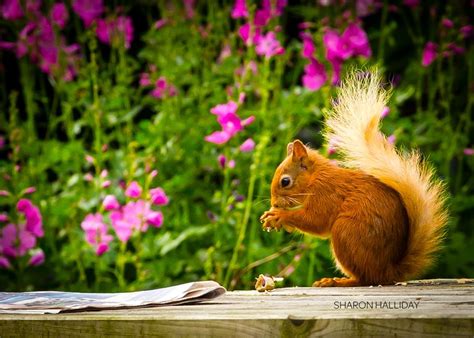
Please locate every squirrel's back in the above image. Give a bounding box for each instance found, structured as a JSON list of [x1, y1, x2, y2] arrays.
[[324, 71, 449, 279]]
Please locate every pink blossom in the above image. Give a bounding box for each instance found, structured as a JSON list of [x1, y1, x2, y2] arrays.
[[0, 190, 10, 197], [17, 199, 43, 238], [23, 186, 36, 195], [85, 154, 95, 163], [464, 148, 474, 156], [356, 0, 378, 17], [381, 106, 390, 118], [403, 0, 419, 7], [84, 173, 94, 182], [81, 213, 112, 255], [154, 19, 168, 29], [422, 41, 437, 67], [262, 0, 287, 17], [72, 0, 104, 27], [0, 256, 10, 269], [183, 0, 195, 19], [238, 23, 261, 46], [218, 43, 232, 63], [28, 249, 45, 266], [1, 223, 36, 257], [441, 18, 453, 29], [50, 3, 69, 29], [150, 170, 158, 178], [255, 31, 285, 59], [1, 0, 24, 21], [0, 214, 8, 222], [231, 0, 248, 19], [460, 25, 473, 39], [341, 23, 372, 58], [147, 211, 163, 227], [100, 169, 108, 178], [111, 200, 152, 240], [103, 195, 120, 211], [205, 131, 233, 144], [96, 16, 134, 49], [323, 29, 352, 62], [387, 134, 396, 145], [238, 92, 246, 104], [228, 159, 236, 168], [218, 154, 227, 169], [302, 58, 327, 91], [254, 8, 271, 27], [125, 181, 142, 198], [211, 101, 238, 116], [300, 32, 315, 59], [240, 138, 255, 152], [150, 188, 169, 206], [101, 180, 111, 188], [151, 77, 177, 99]]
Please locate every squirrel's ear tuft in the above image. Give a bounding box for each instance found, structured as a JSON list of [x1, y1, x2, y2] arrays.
[[292, 140, 308, 162], [287, 142, 294, 157]]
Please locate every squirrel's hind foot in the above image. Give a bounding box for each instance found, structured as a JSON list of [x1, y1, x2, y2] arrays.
[[312, 277, 359, 287]]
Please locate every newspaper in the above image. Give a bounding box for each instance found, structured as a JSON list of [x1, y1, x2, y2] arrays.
[[0, 281, 225, 314]]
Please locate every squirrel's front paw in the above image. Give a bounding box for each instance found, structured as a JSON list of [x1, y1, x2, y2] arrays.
[[260, 209, 283, 232]]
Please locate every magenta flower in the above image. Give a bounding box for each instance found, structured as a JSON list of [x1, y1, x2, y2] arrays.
[[231, 0, 248, 19], [103, 195, 120, 211], [464, 148, 474, 156], [150, 77, 177, 99], [0, 256, 10, 269], [96, 16, 134, 49], [0, 214, 8, 222], [255, 31, 285, 59], [1, 223, 36, 257], [302, 58, 327, 91], [238, 23, 261, 46], [205, 131, 233, 144], [441, 18, 453, 29], [50, 3, 69, 29], [261, 0, 287, 17], [150, 188, 169, 206], [72, 0, 104, 27], [460, 25, 473, 39], [381, 106, 390, 118], [422, 41, 437, 67], [147, 211, 163, 227], [110, 200, 154, 241], [341, 23, 372, 58], [184, 0, 195, 19], [300, 32, 315, 59], [28, 249, 45, 266], [240, 138, 255, 152], [154, 19, 168, 29], [125, 181, 142, 198], [139, 72, 151, 86], [17, 199, 43, 238], [1, 0, 23, 21], [323, 29, 351, 62], [80, 213, 112, 255]]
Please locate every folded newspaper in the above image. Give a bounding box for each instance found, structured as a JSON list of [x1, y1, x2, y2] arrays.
[[0, 281, 225, 314]]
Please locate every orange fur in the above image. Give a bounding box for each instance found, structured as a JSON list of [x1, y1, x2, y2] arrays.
[[260, 71, 448, 287]]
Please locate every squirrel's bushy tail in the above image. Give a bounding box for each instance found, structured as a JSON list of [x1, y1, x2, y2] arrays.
[[324, 70, 448, 279]]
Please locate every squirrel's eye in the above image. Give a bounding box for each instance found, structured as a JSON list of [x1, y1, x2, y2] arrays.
[[281, 176, 291, 188]]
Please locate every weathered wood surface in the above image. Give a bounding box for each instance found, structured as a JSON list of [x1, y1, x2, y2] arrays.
[[1, 279, 473, 337]]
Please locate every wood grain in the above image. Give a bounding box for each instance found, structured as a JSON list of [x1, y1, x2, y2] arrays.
[[1, 279, 473, 337]]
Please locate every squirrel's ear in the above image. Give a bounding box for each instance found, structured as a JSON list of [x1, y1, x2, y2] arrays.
[[292, 140, 308, 162], [286, 142, 294, 157]]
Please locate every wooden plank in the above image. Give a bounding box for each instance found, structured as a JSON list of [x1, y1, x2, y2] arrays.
[[1, 281, 473, 337]]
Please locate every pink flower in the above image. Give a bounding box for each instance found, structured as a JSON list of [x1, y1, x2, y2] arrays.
[[218, 154, 227, 169], [403, 0, 419, 7], [151, 77, 177, 99], [81, 213, 113, 255], [0, 190, 10, 197], [255, 31, 285, 59], [262, 0, 287, 17], [50, 3, 69, 29], [211, 101, 238, 116], [387, 134, 396, 145], [17, 199, 43, 238], [125, 181, 142, 198], [341, 23, 372, 58], [110, 200, 153, 240], [147, 211, 163, 227], [240, 138, 255, 152], [464, 148, 474, 156], [302, 58, 327, 91], [381, 106, 390, 118], [184, 0, 195, 19], [1, 0, 24, 21], [154, 18, 168, 29], [441, 18, 453, 29], [0, 214, 8, 222], [28, 249, 45, 266], [231, 0, 248, 18], [205, 131, 233, 144], [238, 23, 261, 46], [84, 173, 94, 182], [422, 41, 437, 67], [103, 195, 120, 210], [323, 29, 351, 63], [356, 0, 379, 17], [1, 223, 36, 257], [0, 256, 10, 269], [23, 186, 36, 195], [85, 154, 95, 163], [300, 32, 315, 59], [150, 188, 169, 206], [139, 73, 151, 86], [72, 0, 104, 27], [96, 16, 134, 49], [460, 25, 473, 39]]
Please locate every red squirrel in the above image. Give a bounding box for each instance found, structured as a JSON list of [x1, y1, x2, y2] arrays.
[[260, 72, 448, 287]]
